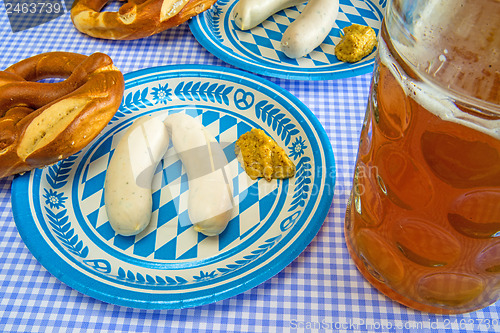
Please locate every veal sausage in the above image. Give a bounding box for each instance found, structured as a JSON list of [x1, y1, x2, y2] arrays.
[[164, 113, 234, 236], [281, 0, 339, 58], [104, 116, 170, 236]]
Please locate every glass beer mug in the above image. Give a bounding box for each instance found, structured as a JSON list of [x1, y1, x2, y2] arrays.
[[345, 0, 500, 314]]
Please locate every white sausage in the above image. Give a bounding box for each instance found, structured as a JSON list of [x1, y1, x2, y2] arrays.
[[164, 113, 234, 237], [104, 116, 170, 236], [281, 0, 339, 58], [233, 0, 305, 30]]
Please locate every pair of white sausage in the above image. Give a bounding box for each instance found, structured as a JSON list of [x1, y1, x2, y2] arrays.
[[233, 0, 339, 59], [104, 114, 234, 237]]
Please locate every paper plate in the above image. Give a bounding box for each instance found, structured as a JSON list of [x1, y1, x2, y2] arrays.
[[189, 0, 385, 80], [11, 65, 336, 309]]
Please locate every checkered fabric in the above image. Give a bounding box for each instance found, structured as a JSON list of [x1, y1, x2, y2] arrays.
[[0, 3, 498, 333]]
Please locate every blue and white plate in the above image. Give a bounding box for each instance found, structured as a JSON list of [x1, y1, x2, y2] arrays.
[[189, 0, 386, 80], [11, 65, 336, 309]]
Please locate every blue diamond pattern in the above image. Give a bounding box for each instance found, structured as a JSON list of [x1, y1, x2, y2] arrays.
[[90, 136, 113, 163], [177, 245, 199, 260], [133, 230, 157, 257], [87, 209, 99, 228], [82, 170, 106, 201], [154, 237, 177, 260], [218, 215, 240, 251], [238, 183, 260, 214], [158, 198, 179, 228], [113, 234, 136, 251], [219, 115, 237, 133], [96, 222, 116, 241]]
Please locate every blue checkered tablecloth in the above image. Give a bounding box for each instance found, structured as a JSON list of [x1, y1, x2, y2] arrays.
[[0, 2, 499, 332]]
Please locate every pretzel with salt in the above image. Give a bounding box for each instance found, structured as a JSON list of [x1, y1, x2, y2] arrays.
[[71, 0, 217, 40], [0, 52, 124, 178]]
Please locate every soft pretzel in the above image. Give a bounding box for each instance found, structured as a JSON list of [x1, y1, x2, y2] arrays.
[[0, 52, 124, 178], [71, 0, 217, 40]]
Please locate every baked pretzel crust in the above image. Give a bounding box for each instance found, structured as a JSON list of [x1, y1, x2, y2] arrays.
[[71, 0, 217, 40], [0, 52, 124, 178]]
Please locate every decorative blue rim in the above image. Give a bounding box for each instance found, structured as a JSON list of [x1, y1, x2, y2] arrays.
[[189, 0, 385, 80], [11, 64, 336, 309]]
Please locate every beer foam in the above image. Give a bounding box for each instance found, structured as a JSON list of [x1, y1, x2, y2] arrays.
[[378, 36, 500, 140]]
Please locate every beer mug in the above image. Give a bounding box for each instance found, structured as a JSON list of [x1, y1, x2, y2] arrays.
[[345, 0, 500, 314]]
